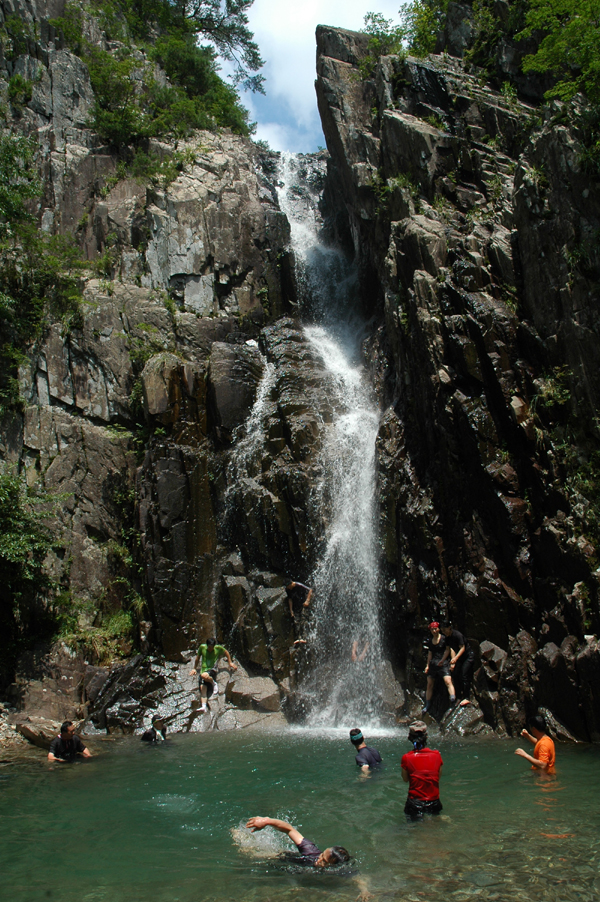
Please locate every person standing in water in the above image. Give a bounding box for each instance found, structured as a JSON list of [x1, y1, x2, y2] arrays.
[[423, 621, 456, 713], [190, 637, 237, 713], [48, 721, 92, 763], [401, 721, 443, 820], [514, 714, 556, 773], [440, 621, 474, 706], [349, 728, 382, 774]]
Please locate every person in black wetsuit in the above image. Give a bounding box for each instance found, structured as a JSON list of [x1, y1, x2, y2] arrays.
[[47, 721, 92, 763], [141, 716, 167, 742], [350, 728, 382, 774], [423, 621, 456, 714], [440, 621, 475, 706]]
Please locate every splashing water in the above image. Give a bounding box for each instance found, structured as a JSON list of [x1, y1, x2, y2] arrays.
[[277, 153, 384, 727]]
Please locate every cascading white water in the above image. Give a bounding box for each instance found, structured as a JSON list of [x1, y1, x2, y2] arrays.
[[276, 152, 384, 726], [228, 351, 276, 482]]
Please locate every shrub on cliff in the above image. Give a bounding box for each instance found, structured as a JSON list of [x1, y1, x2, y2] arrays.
[[0, 132, 83, 415], [52, 0, 261, 147], [0, 470, 57, 687]]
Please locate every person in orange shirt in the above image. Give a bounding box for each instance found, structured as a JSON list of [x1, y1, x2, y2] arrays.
[[514, 714, 556, 773]]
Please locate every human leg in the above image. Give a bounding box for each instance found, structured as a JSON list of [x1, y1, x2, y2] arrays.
[[443, 674, 456, 704], [460, 658, 474, 704], [423, 675, 435, 712]]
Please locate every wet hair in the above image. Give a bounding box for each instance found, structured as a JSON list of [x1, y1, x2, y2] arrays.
[[60, 720, 74, 734], [440, 620, 452, 630], [328, 846, 350, 865], [206, 637, 217, 647], [529, 714, 547, 734], [349, 728, 363, 746], [408, 720, 428, 750]]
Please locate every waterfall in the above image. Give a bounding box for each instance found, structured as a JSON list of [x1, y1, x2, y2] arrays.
[[276, 153, 384, 727]]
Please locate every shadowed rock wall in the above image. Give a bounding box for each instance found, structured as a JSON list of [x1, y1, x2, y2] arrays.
[[316, 26, 600, 739]]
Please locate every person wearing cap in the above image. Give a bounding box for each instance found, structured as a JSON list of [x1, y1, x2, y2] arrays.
[[440, 621, 474, 706], [141, 715, 167, 742], [423, 621, 456, 714], [190, 637, 237, 713], [401, 721, 443, 819], [349, 728, 382, 774], [514, 714, 556, 773]]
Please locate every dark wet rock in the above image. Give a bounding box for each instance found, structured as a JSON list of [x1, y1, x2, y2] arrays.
[[442, 702, 492, 736], [225, 673, 280, 712]]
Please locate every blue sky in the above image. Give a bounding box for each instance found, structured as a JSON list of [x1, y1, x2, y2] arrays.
[[237, 0, 403, 152]]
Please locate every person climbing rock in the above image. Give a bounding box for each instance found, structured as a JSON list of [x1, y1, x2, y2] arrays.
[[48, 721, 92, 763], [286, 581, 313, 639], [514, 714, 556, 773], [440, 621, 474, 706], [190, 637, 237, 713], [423, 621, 456, 713], [349, 728, 382, 774], [401, 721, 443, 820]]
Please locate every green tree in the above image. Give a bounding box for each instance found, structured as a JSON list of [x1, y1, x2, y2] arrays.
[[400, 0, 449, 57], [519, 0, 600, 103], [0, 470, 57, 686]]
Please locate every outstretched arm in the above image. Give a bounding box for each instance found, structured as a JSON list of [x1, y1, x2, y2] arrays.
[[353, 875, 373, 901], [520, 728, 536, 746], [246, 816, 303, 846], [515, 748, 548, 769]]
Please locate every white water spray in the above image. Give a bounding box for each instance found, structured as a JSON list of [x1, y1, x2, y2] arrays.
[[277, 153, 383, 726]]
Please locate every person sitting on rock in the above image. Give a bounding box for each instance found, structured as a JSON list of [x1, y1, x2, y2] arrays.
[[141, 715, 167, 742], [423, 621, 456, 714], [350, 727, 382, 774], [514, 714, 556, 773], [190, 637, 237, 714], [401, 720, 443, 820], [440, 621, 474, 707], [48, 721, 92, 763]]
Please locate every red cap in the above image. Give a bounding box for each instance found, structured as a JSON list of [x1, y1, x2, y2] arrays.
[[429, 621, 440, 629]]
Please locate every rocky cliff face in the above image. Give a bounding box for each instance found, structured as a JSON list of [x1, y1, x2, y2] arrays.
[[2, 2, 600, 742], [316, 26, 600, 739]]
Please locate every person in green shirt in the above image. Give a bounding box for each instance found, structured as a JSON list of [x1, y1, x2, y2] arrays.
[[190, 637, 237, 713]]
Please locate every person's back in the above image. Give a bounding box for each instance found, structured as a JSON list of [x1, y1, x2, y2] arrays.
[[533, 732, 556, 773], [355, 745, 382, 769], [401, 746, 442, 800], [401, 721, 443, 819]]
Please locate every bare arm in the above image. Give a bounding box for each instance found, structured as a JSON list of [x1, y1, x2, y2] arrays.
[[303, 588, 313, 608], [401, 767, 409, 783], [450, 644, 465, 668], [222, 649, 237, 671], [424, 650, 432, 673], [47, 751, 64, 762], [440, 646, 450, 664], [515, 748, 548, 769], [246, 816, 303, 846], [353, 875, 373, 901], [190, 651, 202, 676], [520, 729, 536, 746]]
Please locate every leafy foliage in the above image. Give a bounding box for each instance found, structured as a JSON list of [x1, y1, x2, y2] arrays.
[[51, 0, 258, 148], [519, 0, 600, 104], [0, 470, 58, 685], [400, 0, 449, 57], [361, 12, 405, 76], [0, 132, 83, 414]]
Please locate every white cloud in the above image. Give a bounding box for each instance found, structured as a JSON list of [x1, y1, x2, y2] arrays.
[[239, 0, 403, 152]]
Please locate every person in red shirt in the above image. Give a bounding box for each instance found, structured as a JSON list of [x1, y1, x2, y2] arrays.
[[514, 714, 556, 773], [401, 721, 443, 819]]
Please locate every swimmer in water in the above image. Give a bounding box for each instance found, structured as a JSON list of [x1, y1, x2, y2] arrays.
[[244, 816, 373, 899]]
